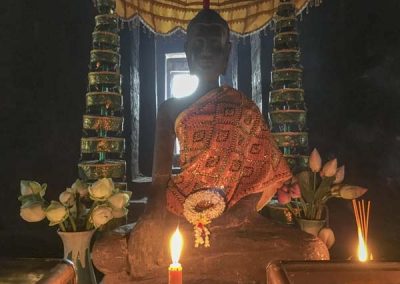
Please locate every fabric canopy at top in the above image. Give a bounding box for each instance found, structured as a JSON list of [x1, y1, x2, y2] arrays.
[[116, 0, 314, 36]]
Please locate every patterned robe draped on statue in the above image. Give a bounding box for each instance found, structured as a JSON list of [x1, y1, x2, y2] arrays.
[[166, 86, 292, 215]]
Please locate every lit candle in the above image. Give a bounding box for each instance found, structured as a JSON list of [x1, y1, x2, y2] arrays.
[[169, 227, 183, 284]]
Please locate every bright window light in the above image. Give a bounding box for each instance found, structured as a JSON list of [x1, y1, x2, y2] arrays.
[[171, 73, 199, 98]]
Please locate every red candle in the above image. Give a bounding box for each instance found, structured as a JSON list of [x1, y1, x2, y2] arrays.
[[169, 227, 183, 284], [169, 263, 182, 284]]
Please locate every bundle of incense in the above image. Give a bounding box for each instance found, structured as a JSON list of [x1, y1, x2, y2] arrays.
[[352, 199, 371, 243], [352, 199, 371, 260]]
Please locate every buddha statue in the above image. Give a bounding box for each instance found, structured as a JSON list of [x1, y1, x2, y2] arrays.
[[93, 8, 329, 284]]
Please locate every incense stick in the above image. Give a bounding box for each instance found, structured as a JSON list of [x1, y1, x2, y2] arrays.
[[352, 199, 371, 257], [360, 200, 366, 238], [366, 201, 371, 244]]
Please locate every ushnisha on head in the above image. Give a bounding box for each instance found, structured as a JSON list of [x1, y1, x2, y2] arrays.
[[185, 9, 231, 83]]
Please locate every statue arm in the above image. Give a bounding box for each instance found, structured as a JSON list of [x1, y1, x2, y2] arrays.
[[151, 100, 176, 197], [128, 101, 176, 271]]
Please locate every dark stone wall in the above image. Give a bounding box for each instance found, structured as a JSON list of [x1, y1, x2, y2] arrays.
[[1, 0, 399, 260], [298, 0, 400, 259], [1, 0, 95, 257]]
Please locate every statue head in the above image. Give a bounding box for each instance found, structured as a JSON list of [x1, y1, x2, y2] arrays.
[[185, 9, 231, 82]]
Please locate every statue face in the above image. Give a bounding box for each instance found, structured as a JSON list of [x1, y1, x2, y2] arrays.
[[185, 23, 231, 82]]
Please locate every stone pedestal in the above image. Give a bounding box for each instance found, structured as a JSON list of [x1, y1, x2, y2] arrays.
[[93, 206, 329, 284]]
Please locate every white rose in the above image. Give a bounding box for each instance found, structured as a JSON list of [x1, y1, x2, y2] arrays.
[[112, 207, 128, 218], [71, 179, 88, 198], [20, 203, 46, 222], [108, 192, 131, 209], [46, 201, 69, 226], [20, 180, 46, 196], [90, 205, 113, 228], [59, 190, 75, 206], [89, 178, 114, 201]]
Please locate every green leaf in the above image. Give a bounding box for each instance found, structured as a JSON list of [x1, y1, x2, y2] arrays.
[[299, 197, 308, 218], [18, 194, 44, 207], [29, 181, 42, 194], [314, 176, 335, 203], [296, 171, 313, 203], [40, 183, 47, 196]]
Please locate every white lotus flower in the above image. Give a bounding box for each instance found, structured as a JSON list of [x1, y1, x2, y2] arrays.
[[20, 203, 46, 222], [90, 205, 113, 228], [88, 178, 114, 201], [333, 165, 345, 184], [45, 201, 68, 226], [71, 179, 88, 198], [112, 207, 128, 218], [20, 180, 46, 196], [108, 192, 131, 209], [309, 148, 322, 173], [339, 185, 368, 199], [59, 190, 75, 207], [321, 158, 337, 177]]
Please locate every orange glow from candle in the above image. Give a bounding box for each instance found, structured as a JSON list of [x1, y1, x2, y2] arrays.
[[169, 227, 183, 284], [357, 228, 368, 262]]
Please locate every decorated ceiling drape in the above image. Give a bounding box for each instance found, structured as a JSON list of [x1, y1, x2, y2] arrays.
[[116, 0, 314, 36]]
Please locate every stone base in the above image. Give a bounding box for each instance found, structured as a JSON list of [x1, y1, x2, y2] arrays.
[[93, 213, 329, 284]]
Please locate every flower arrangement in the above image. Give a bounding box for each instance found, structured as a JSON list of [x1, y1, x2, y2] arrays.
[[277, 149, 367, 220], [18, 178, 131, 231]]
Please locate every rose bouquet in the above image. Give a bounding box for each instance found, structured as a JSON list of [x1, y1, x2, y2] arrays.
[[277, 149, 367, 220], [18, 178, 131, 231]]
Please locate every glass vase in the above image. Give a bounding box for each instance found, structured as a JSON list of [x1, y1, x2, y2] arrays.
[[58, 229, 97, 284]]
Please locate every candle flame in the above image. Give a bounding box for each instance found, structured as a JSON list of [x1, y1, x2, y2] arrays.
[[357, 228, 368, 262], [170, 227, 183, 264]]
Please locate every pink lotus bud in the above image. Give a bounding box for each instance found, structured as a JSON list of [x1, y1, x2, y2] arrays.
[[277, 188, 291, 205], [280, 185, 289, 193], [309, 148, 322, 172], [290, 183, 301, 198], [321, 158, 337, 177], [333, 165, 345, 184]]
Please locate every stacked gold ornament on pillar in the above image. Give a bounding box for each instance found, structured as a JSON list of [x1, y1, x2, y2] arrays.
[[268, 0, 309, 173], [78, 0, 127, 192]]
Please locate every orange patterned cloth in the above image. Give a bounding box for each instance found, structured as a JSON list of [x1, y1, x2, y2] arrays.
[[166, 86, 292, 216]]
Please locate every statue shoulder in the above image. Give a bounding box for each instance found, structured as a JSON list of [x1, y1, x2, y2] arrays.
[[221, 86, 253, 105], [157, 97, 180, 117], [157, 97, 188, 126]]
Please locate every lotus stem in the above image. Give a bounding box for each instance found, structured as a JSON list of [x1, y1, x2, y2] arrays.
[[76, 194, 80, 220], [59, 222, 66, 232], [68, 211, 77, 232], [299, 197, 308, 218], [313, 172, 317, 193], [294, 199, 300, 214], [316, 206, 323, 220], [85, 201, 97, 230]]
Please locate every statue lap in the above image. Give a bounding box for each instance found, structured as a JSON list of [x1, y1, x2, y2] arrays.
[[93, 195, 329, 283]]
